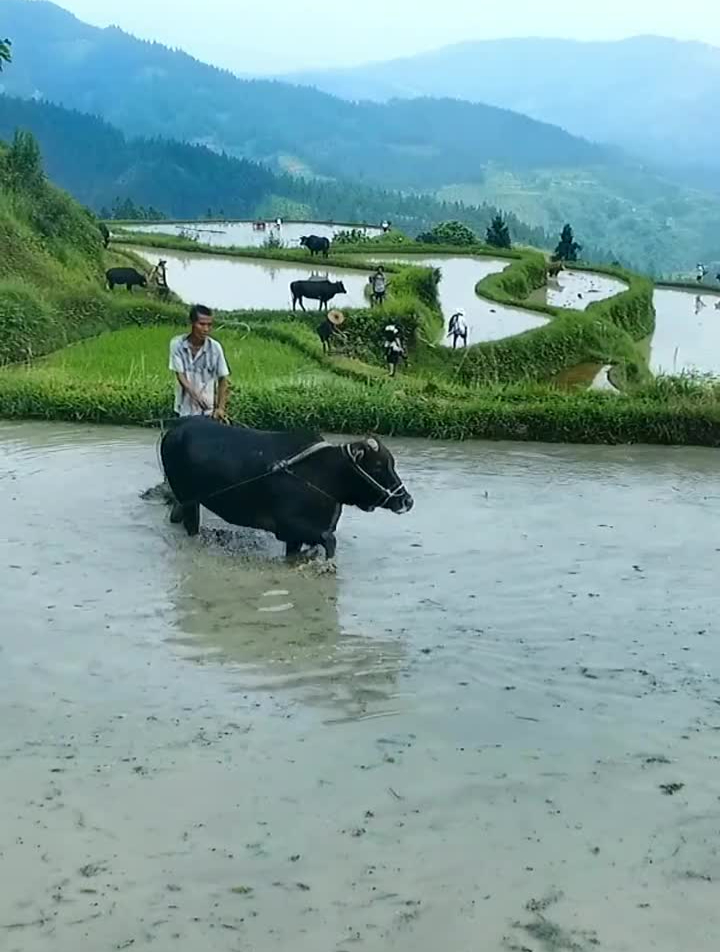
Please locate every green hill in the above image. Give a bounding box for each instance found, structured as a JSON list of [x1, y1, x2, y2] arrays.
[[3, 1, 720, 271], [0, 94, 553, 249], [287, 35, 720, 177]]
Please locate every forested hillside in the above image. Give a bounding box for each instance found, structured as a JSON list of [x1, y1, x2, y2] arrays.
[[0, 0, 613, 189], [0, 96, 555, 249]]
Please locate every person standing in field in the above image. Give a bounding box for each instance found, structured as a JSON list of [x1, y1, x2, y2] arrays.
[[371, 267, 388, 306], [447, 309, 468, 349], [697, 263, 708, 283], [383, 323, 405, 377], [169, 305, 230, 419]]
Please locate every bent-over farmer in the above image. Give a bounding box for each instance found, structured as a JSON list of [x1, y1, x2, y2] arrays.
[[169, 304, 230, 419]]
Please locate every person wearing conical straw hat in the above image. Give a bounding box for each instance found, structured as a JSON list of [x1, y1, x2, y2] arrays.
[[317, 309, 345, 354], [383, 322, 405, 377]]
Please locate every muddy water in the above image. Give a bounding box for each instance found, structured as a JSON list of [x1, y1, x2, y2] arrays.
[[650, 288, 720, 375], [129, 246, 370, 311], [128, 220, 381, 249], [368, 254, 548, 344], [529, 269, 628, 311], [2, 420, 720, 951]]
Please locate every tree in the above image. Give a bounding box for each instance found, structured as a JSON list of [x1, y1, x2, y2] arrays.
[[553, 224, 582, 262], [3, 130, 44, 192], [0, 38, 11, 71], [486, 213, 512, 249], [417, 220, 477, 247]]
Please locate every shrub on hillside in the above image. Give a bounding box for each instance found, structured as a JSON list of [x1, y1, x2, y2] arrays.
[[417, 221, 477, 247]]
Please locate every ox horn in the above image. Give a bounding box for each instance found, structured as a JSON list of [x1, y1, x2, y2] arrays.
[[365, 437, 380, 452]]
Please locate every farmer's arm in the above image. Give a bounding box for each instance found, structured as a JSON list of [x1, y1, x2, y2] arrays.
[[175, 372, 212, 411], [212, 345, 231, 419], [169, 341, 211, 410]]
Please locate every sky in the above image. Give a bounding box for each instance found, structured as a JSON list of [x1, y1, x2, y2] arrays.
[[47, 0, 719, 74]]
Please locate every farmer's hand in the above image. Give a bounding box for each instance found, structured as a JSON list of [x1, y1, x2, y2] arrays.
[[212, 408, 229, 423]]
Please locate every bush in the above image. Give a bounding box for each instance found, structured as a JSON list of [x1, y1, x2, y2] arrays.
[[417, 221, 477, 247]]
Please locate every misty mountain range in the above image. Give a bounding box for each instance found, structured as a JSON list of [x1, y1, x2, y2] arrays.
[[1, 0, 719, 271]]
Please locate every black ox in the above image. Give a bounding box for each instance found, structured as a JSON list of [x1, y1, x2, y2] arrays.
[[300, 235, 331, 257], [291, 279, 346, 311], [106, 267, 147, 291], [161, 417, 413, 559]]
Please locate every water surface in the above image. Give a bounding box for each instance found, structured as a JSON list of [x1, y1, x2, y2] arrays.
[[650, 288, 720, 375], [2, 421, 719, 951], [129, 245, 370, 311], [127, 219, 381, 249], [368, 254, 548, 344], [529, 268, 628, 310]]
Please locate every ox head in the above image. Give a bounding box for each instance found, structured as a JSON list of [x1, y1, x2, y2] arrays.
[[335, 281, 347, 294], [345, 437, 413, 515], [299, 236, 309, 247]]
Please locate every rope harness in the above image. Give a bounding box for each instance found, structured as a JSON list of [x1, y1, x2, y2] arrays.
[[174, 440, 408, 511]]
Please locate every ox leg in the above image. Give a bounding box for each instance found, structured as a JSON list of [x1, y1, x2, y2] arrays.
[[285, 540, 303, 561], [170, 502, 185, 524], [321, 531, 337, 560], [182, 503, 201, 537], [299, 298, 306, 312]]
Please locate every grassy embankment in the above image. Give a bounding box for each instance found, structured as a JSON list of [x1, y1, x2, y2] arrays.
[[2, 156, 720, 445]]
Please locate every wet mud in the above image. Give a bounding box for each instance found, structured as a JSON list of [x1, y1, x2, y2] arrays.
[[2, 422, 719, 950]]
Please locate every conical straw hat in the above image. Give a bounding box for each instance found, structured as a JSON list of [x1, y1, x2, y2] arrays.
[[328, 309, 345, 326]]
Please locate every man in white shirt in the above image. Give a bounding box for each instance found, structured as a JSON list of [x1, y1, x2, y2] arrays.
[[448, 309, 468, 349], [169, 305, 230, 419]]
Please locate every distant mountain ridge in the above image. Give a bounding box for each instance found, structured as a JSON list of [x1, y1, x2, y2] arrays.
[[286, 35, 720, 173], [0, 94, 555, 249], [0, 0, 614, 190], [2, 2, 720, 270]]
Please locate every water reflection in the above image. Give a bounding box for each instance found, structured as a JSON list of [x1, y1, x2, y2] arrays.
[[366, 253, 547, 344], [166, 524, 406, 718], [127, 219, 381, 249], [651, 288, 720, 375], [529, 269, 627, 311], [128, 246, 370, 311]]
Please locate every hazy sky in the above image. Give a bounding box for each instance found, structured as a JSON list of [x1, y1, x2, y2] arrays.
[[50, 0, 719, 73]]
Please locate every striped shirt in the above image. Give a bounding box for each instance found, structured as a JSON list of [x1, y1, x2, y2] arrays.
[[169, 334, 230, 417]]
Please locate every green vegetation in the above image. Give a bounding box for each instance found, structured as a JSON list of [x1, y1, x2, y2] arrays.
[[0, 95, 551, 247], [3, 133, 720, 450], [0, 37, 10, 70], [554, 224, 581, 263], [486, 214, 512, 250], [417, 221, 478, 247]]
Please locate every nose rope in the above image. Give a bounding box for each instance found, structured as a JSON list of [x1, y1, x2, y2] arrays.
[[342, 445, 408, 507]]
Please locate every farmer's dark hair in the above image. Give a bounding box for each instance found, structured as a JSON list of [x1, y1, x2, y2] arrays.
[[190, 304, 213, 324]]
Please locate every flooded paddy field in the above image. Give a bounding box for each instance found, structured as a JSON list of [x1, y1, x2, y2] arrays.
[[529, 269, 628, 311], [650, 288, 720, 375], [2, 421, 719, 951], [126, 220, 381, 249], [366, 254, 549, 344], [128, 246, 370, 312]]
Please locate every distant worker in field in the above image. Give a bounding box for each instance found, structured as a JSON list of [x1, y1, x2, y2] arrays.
[[447, 309, 468, 349], [381, 220, 391, 234], [169, 305, 230, 419], [697, 263, 708, 283], [317, 309, 345, 354], [383, 323, 405, 377], [149, 258, 170, 300], [371, 267, 387, 306]]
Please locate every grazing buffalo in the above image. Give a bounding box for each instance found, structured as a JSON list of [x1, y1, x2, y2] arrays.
[[547, 260, 564, 278], [300, 235, 331, 257], [99, 222, 110, 248], [291, 279, 346, 312], [106, 267, 147, 292], [161, 417, 413, 559]]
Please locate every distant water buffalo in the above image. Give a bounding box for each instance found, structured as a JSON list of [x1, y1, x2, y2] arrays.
[[99, 223, 110, 248], [160, 416, 414, 559], [300, 235, 331, 258], [291, 279, 346, 311], [547, 260, 565, 278], [106, 267, 148, 292]]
